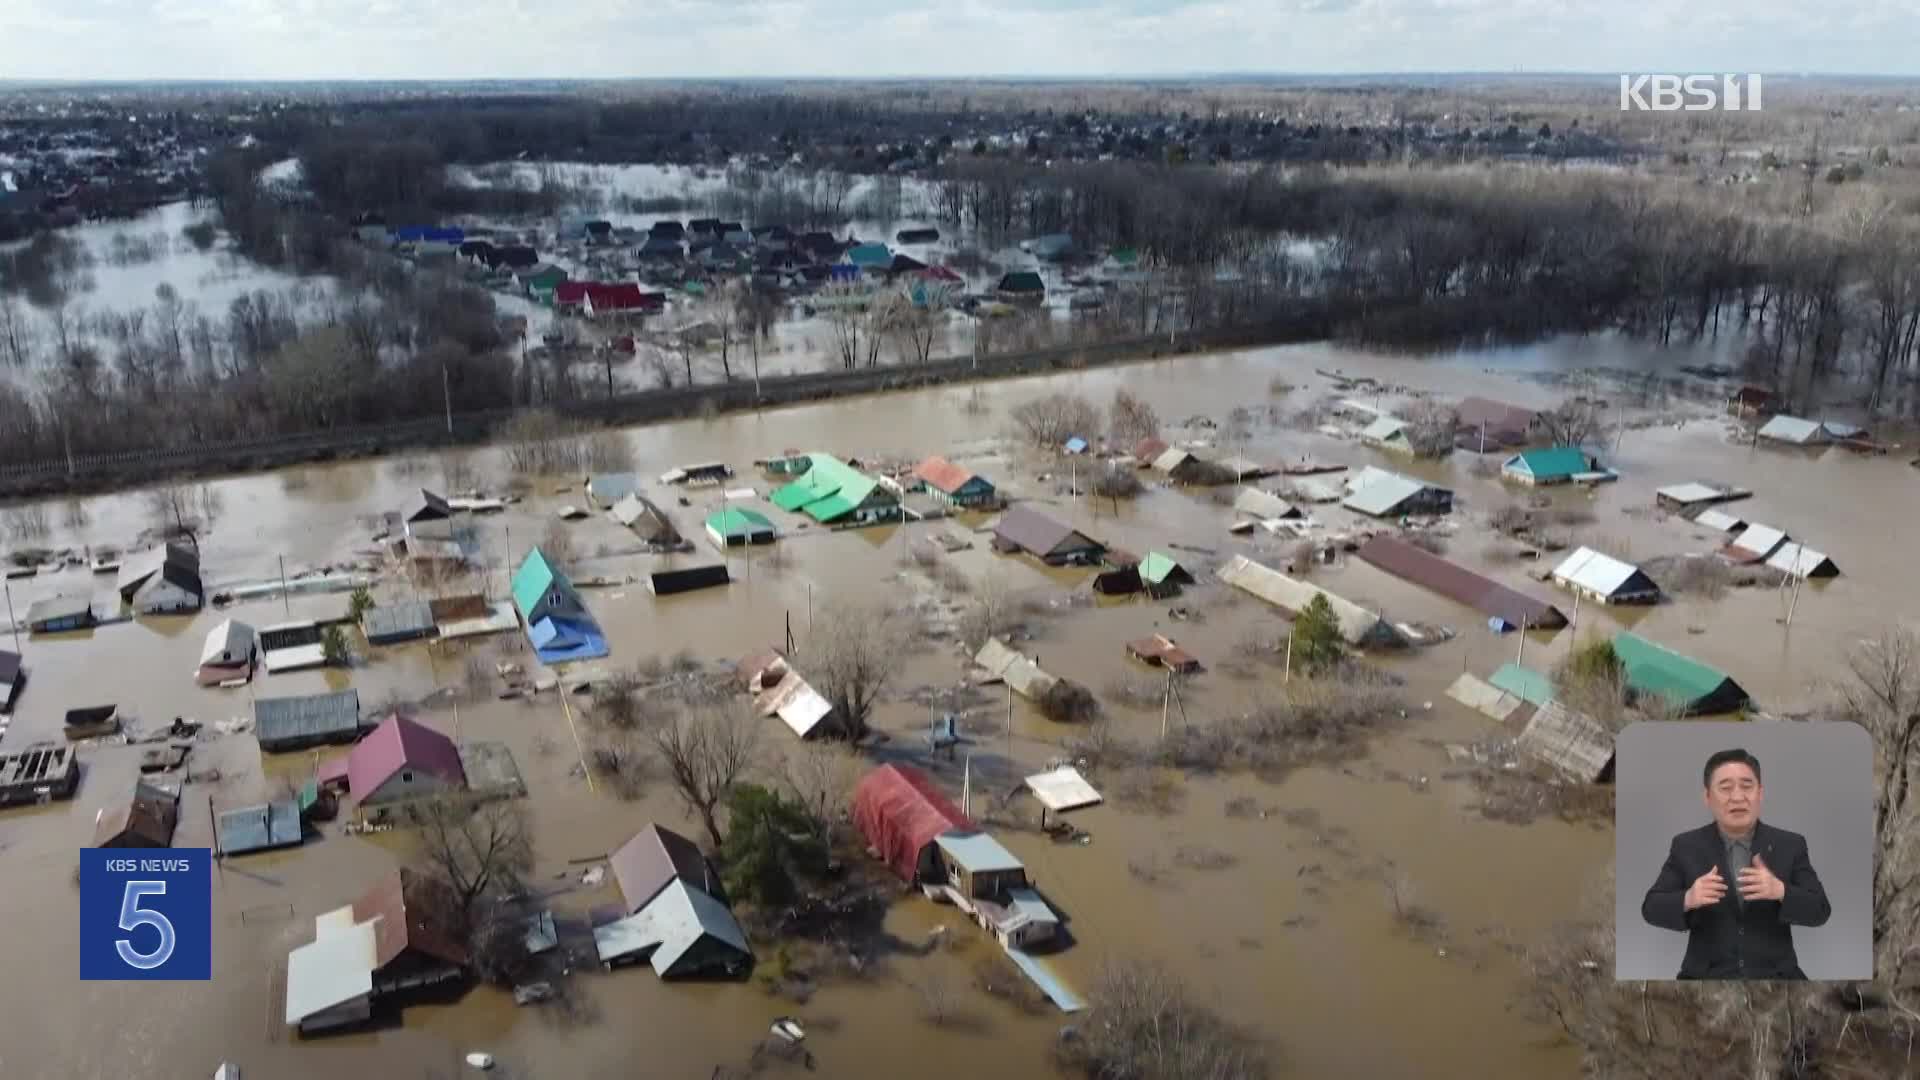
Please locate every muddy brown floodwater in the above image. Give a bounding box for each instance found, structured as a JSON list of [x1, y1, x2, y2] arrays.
[[1, 335, 1909, 1079]]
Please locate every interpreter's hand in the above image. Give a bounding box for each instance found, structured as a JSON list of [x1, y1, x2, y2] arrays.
[[1738, 855, 1787, 902], [1683, 866, 1727, 911]]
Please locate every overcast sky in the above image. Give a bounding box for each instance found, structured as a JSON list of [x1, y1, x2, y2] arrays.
[[2, 0, 1916, 82]]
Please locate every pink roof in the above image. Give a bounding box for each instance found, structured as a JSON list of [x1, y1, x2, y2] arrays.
[[556, 282, 659, 312], [346, 713, 465, 798], [913, 455, 978, 496], [317, 755, 350, 786]]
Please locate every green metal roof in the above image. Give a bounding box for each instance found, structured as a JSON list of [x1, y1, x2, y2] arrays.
[[1611, 631, 1741, 711], [803, 494, 857, 523], [771, 454, 883, 520], [1140, 550, 1182, 586], [1489, 663, 1556, 708], [1509, 447, 1591, 478], [707, 508, 775, 536], [512, 547, 563, 619], [298, 778, 320, 812], [771, 482, 816, 511]]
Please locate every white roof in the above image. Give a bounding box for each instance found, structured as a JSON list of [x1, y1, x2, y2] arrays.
[[1151, 447, 1195, 473], [1729, 524, 1788, 559], [936, 831, 1026, 874], [1233, 488, 1296, 520], [199, 618, 256, 667], [974, 638, 1059, 699], [754, 670, 835, 737], [1217, 555, 1407, 647], [1550, 547, 1646, 597], [1361, 416, 1407, 442], [1758, 415, 1825, 444], [592, 879, 750, 975], [1693, 509, 1745, 533], [1291, 476, 1345, 503], [261, 644, 327, 674], [1767, 542, 1835, 579], [1025, 766, 1102, 812], [1338, 398, 1384, 418], [1343, 467, 1428, 517], [284, 916, 377, 1025], [1657, 483, 1724, 505]]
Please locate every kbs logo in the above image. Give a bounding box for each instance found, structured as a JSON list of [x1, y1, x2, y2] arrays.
[[79, 848, 212, 980], [1620, 74, 1763, 112]]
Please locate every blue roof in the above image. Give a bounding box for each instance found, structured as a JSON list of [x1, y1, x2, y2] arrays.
[[392, 225, 464, 244], [529, 616, 608, 664], [936, 830, 1025, 874], [1063, 437, 1089, 453], [216, 799, 303, 856]]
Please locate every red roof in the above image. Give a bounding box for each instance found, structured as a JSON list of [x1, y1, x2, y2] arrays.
[[352, 868, 469, 969], [553, 282, 662, 312], [852, 764, 973, 882], [913, 455, 978, 496], [918, 265, 965, 284], [346, 713, 465, 801]]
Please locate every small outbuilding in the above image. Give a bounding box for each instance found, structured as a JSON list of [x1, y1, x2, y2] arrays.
[[1611, 631, 1750, 715], [594, 879, 753, 978], [93, 780, 181, 847], [362, 600, 437, 646], [256, 689, 364, 753], [1342, 467, 1453, 518], [198, 618, 257, 684], [705, 508, 777, 549], [1549, 547, 1662, 605], [1756, 415, 1829, 446], [26, 594, 94, 634], [853, 763, 974, 884], [1515, 701, 1616, 784]]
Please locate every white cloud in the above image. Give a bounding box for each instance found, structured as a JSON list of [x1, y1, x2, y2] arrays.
[[0, 0, 1914, 79]]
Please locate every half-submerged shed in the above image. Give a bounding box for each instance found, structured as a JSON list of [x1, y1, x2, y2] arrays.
[[256, 689, 363, 752], [1342, 467, 1453, 518], [1515, 701, 1616, 783], [1611, 631, 1750, 715], [991, 506, 1104, 566]]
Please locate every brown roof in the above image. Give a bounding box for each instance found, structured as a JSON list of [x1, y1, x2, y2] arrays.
[[93, 781, 179, 847], [735, 647, 789, 692], [1355, 536, 1567, 630], [428, 594, 490, 622], [993, 505, 1100, 560], [610, 824, 721, 915], [913, 456, 979, 496], [1454, 397, 1538, 438], [353, 868, 470, 970], [1133, 437, 1169, 463], [1127, 634, 1201, 673]]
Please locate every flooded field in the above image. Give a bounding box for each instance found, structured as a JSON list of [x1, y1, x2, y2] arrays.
[[0, 334, 1906, 1078]]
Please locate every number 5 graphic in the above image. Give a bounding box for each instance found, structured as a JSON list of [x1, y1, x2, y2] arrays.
[[115, 881, 176, 971]]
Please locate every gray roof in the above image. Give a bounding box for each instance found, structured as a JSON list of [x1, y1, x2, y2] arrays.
[[1233, 487, 1298, 520], [1218, 555, 1409, 648], [588, 473, 643, 503], [1516, 700, 1615, 783], [936, 830, 1026, 874], [592, 879, 751, 976], [1757, 415, 1826, 444], [117, 542, 198, 597], [26, 593, 91, 625], [1343, 467, 1438, 517], [362, 600, 437, 643], [216, 799, 303, 855], [255, 689, 362, 747]]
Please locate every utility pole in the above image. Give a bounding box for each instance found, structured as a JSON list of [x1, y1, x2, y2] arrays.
[[3, 579, 17, 654], [278, 555, 290, 617], [1161, 668, 1172, 738], [442, 362, 453, 436], [1284, 630, 1294, 683], [1515, 615, 1528, 667]]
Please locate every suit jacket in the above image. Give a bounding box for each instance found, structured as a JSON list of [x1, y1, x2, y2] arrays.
[[1641, 821, 1831, 979]]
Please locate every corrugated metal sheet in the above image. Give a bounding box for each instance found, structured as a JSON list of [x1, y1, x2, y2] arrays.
[[754, 669, 836, 737], [255, 689, 362, 750], [1767, 543, 1839, 580], [852, 764, 973, 882], [1355, 536, 1566, 629], [993, 506, 1099, 561], [362, 601, 437, 644], [284, 916, 376, 1026], [1444, 673, 1527, 722], [200, 618, 255, 668], [1516, 701, 1615, 783], [1233, 488, 1297, 520], [216, 798, 303, 855], [974, 638, 1059, 699], [347, 714, 465, 803], [1726, 524, 1788, 562], [1612, 631, 1748, 714], [1489, 663, 1556, 708], [352, 868, 469, 969], [1658, 482, 1725, 506], [1693, 509, 1746, 533], [1757, 415, 1826, 444], [1217, 556, 1409, 648], [1025, 766, 1102, 812], [593, 879, 751, 976]]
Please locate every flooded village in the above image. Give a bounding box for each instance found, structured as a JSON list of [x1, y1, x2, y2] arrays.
[[0, 326, 1911, 1077], [5, 73, 1920, 1080]]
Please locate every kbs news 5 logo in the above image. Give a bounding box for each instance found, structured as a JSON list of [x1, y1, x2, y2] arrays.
[[78, 848, 212, 980]]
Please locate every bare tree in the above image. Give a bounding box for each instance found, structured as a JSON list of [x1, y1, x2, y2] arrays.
[[144, 482, 222, 550], [0, 296, 36, 367], [1008, 391, 1100, 447], [649, 703, 763, 849], [1537, 398, 1607, 449], [409, 796, 534, 914], [1108, 387, 1161, 445], [887, 287, 949, 365], [780, 740, 863, 853], [818, 283, 885, 370], [804, 598, 900, 740], [1058, 958, 1270, 1079]]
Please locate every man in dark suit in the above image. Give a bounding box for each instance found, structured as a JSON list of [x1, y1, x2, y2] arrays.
[[1641, 747, 1832, 979]]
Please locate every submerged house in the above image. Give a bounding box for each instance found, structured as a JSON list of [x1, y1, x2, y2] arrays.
[[92, 780, 180, 848], [769, 454, 900, 526], [198, 618, 256, 685], [116, 542, 203, 614], [362, 600, 437, 646], [912, 456, 997, 509], [346, 714, 466, 808], [705, 508, 777, 549], [1501, 447, 1607, 487], [1756, 415, 1830, 446], [1454, 397, 1541, 452], [1721, 523, 1788, 565], [1218, 555, 1409, 648], [1092, 550, 1194, 598], [1549, 547, 1662, 605], [1516, 701, 1617, 784], [1359, 416, 1414, 455], [256, 689, 364, 752], [1767, 542, 1841, 580], [1355, 536, 1567, 631], [598, 823, 752, 978], [1342, 467, 1453, 518], [995, 271, 1045, 303], [284, 869, 470, 1035], [513, 547, 607, 663], [611, 824, 725, 916], [402, 489, 454, 542], [934, 831, 1060, 950], [1611, 631, 1750, 715], [853, 763, 975, 884], [991, 506, 1104, 565]]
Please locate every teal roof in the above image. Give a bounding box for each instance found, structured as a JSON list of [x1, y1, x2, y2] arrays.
[[1140, 551, 1183, 586], [1489, 663, 1556, 708], [512, 547, 565, 619], [769, 454, 886, 520], [1611, 631, 1747, 713], [804, 495, 857, 523], [847, 243, 892, 267], [707, 508, 774, 536], [1508, 447, 1591, 479]]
